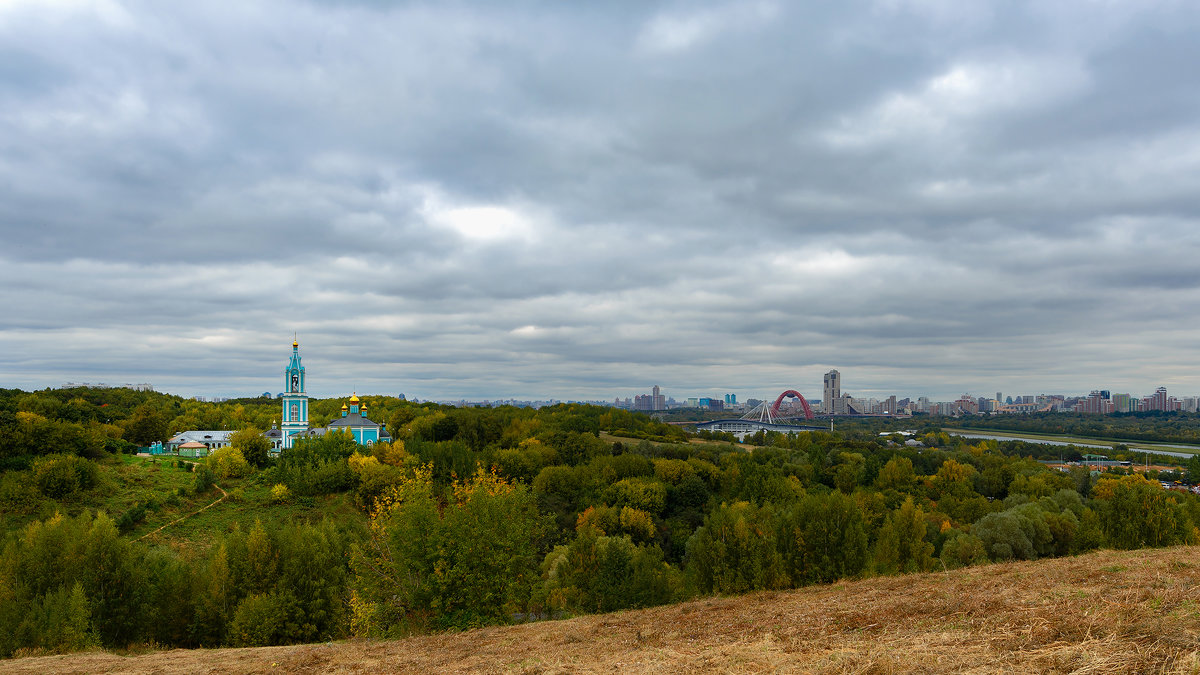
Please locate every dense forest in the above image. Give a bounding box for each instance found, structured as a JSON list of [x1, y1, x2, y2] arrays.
[[2, 387, 1199, 657]]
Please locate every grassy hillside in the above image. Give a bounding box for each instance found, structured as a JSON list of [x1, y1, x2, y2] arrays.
[[0, 453, 365, 552], [8, 545, 1199, 674]]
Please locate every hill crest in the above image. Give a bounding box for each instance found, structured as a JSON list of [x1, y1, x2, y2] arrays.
[[7, 545, 1200, 674]]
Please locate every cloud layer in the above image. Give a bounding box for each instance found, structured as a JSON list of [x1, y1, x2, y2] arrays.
[[3, 0, 1200, 402]]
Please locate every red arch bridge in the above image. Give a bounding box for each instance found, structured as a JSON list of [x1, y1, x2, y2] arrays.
[[694, 390, 824, 439]]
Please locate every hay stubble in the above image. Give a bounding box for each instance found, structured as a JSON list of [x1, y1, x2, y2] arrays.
[[7, 546, 1200, 674]]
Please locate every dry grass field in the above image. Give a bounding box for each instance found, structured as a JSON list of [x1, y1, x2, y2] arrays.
[[8, 546, 1200, 674]]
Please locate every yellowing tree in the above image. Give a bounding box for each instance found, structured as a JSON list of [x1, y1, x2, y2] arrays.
[[351, 465, 549, 635]]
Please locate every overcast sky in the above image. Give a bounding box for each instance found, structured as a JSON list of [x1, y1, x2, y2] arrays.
[[2, 0, 1199, 403]]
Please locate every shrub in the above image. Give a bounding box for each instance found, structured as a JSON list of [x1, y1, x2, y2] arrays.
[[193, 464, 215, 493], [31, 454, 97, 499], [228, 593, 286, 647], [940, 530, 988, 569], [208, 448, 252, 480], [0, 471, 40, 512], [269, 483, 292, 504], [116, 504, 148, 532]]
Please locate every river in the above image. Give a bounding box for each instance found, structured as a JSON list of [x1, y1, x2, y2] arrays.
[[946, 431, 1197, 459]]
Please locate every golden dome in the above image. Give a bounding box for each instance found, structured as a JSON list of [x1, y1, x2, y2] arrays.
[[292, 339, 298, 348], [341, 403, 349, 411], [349, 393, 360, 404]]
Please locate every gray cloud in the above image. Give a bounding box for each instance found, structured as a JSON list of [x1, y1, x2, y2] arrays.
[[2, 0, 1199, 403]]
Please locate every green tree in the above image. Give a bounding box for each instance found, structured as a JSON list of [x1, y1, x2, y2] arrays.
[[833, 452, 865, 494], [685, 501, 786, 594], [777, 491, 869, 585], [228, 593, 286, 646], [873, 497, 935, 574], [540, 529, 679, 614], [351, 466, 549, 634], [22, 583, 99, 654], [603, 477, 668, 516], [1186, 454, 1200, 484], [190, 543, 231, 646], [1094, 476, 1192, 549], [124, 403, 169, 446], [939, 530, 987, 569], [875, 456, 917, 492], [78, 511, 149, 646], [31, 454, 97, 498], [230, 428, 272, 469], [208, 447, 252, 479]]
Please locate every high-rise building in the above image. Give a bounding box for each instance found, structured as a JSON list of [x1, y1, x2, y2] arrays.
[[954, 394, 978, 414], [1143, 386, 1169, 412], [1077, 390, 1113, 414], [635, 385, 667, 411], [1112, 393, 1134, 413], [823, 370, 842, 414]]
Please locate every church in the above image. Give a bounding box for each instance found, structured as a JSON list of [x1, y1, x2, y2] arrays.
[[278, 339, 391, 449], [170, 340, 392, 456]]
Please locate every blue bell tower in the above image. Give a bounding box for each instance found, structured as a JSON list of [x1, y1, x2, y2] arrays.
[[281, 338, 309, 448]]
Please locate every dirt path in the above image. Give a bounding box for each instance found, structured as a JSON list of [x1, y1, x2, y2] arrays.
[[134, 476, 227, 543]]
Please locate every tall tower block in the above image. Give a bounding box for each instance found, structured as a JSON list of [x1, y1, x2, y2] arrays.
[[823, 369, 842, 415], [281, 339, 309, 448]]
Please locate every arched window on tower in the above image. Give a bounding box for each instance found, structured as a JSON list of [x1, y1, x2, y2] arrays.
[[290, 403, 298, 422]]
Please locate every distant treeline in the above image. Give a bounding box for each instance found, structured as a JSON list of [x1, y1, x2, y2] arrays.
[[1, 390, 1199, 657], [942, 410, 1200, 446]]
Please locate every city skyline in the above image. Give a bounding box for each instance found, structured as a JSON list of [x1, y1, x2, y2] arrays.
[[4, 3, 1200, 400], [41, 368, 1200, 415]]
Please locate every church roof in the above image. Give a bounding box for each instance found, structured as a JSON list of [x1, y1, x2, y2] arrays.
[[327, 412, 380, 429]]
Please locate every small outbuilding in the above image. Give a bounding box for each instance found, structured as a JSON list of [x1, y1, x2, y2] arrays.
[[177, 441, 208, 458]]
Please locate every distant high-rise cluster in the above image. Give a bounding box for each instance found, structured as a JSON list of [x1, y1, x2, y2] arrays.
[[633, 384, 666, 411], [60, 382, 154, 391], [1071, 386, 1192, 414], [608, 370, 1198, 420]]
